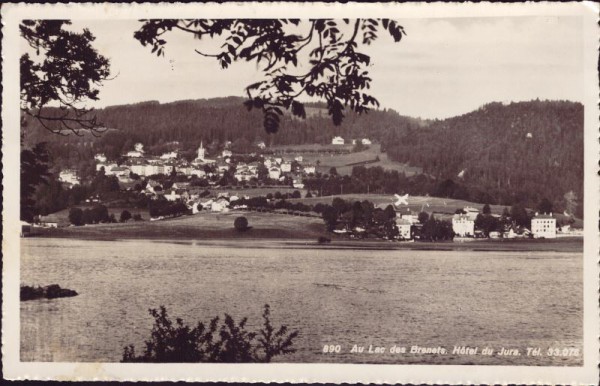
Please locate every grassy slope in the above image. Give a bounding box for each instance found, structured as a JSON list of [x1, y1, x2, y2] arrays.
[[36, 210, 328, 240], [271, 144, 422, 176]]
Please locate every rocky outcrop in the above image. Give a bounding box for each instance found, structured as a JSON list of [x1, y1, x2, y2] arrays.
[[20, 284, 78, 301]]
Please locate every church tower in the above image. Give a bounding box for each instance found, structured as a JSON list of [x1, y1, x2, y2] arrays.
[[197, 141, 205, 161]]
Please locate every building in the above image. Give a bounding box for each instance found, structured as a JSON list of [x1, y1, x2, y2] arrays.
[[212, 198, 230, 212], [58, 169, 80, 185], [257, 141, 266, 150], [194, 141, 216, 164], [398, 210, 419, 225], [395, 218, 412, 240], [280, 162, 292, 173], [109, 166, 130, 177], [269, 167, 281, 180], [332, 136, 345, 145], [160, 151, 178, 160], [222, 149, 233, 158], [97, 162, 118, 173], [452, 214, 475, 237], [191, 168, 206, 178], [531, 214, 556, 239], [303, 164, 316, 174], [352, 138, 372, 145], [292, 177, 305, 189], [94, 153, 107, 163], [165, 189, 181, 202]]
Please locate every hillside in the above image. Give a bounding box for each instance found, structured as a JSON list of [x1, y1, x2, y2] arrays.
[[385, 100, 584, 216], [23, 97, 419, 153], [22, 98, 584, 216]]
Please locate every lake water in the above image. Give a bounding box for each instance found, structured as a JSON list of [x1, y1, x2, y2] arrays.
[[20, 238, 583, 365]]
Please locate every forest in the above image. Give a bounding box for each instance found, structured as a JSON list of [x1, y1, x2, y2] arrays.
[[22, 98, 583, 217]]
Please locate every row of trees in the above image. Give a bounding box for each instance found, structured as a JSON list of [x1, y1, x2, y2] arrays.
[[68, 205, 143, 226], [68, 205, 112, 226], [148, 199, 189, 219]]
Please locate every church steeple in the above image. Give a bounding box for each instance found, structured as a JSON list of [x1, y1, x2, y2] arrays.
[[197, 141, 205, 161]]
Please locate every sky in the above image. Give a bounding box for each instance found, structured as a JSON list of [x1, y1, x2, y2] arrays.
[[62, 16, 583, 120]]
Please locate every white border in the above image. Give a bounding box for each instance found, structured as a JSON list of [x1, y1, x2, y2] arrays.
[[2, 2, 599, 383]]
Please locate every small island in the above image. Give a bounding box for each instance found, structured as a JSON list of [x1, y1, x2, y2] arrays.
[[20, 284, 78, 301]]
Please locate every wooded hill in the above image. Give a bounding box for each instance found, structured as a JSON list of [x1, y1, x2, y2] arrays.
[[22, 98, 583, 216], [384, 100, 583, 216]]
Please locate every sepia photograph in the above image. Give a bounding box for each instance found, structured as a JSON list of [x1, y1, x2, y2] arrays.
[[3, 1, 599, 384]]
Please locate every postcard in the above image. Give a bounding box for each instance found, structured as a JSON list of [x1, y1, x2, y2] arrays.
[[3, 1, 599, 384]]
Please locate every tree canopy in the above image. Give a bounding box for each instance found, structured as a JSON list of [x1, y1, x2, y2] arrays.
[[134, 19, 406, 133], [20, 20, 111, 136]]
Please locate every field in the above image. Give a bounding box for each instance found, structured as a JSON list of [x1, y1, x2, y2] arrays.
[[270, 144, 422, 176], [34, 210, 328, 241], [290, 194, 508, 213]]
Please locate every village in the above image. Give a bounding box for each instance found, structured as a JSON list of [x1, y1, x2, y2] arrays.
[[40, 136, 579, 242]]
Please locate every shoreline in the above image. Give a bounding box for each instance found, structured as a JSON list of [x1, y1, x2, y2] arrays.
[[26, 232, 583, 253]]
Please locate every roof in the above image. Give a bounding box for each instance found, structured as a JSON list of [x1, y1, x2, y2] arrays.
[[532, 214, 555, 219], [453, 214, 473, 221]]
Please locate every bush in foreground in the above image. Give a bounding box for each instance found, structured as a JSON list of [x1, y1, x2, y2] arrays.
[[122, 304, 298, 363]]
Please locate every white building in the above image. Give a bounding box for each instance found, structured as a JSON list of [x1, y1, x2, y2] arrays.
[[194, 141, 216, 165], [58, 169, 80, 185], [126, 143, 145, 158], [160, 151, 178, 160], [97, 162, 118, 173], [235, 170, 254, 182], [222, 149, 233, 158], [94, 153, 107, 163], [452, 214, 475, 237], [109, 166, 130, 177], [126, 150, 144, 158], [130, 163, 145, 176], [165, 190, 181, 202], [303, 165, 316, 174], [332, 136, 345, 145], [398, 210, 419, 225], [280, 162, 292, 173], [211, 198, 230, 212], [352, 138, 372, 145], [191, 168, 206, 178], [269, 167, 281, 180], [395, 218, 412, 240], [196, 141, 206, 161], [292, 178, 305, 189], [531, 214, 556, 239]]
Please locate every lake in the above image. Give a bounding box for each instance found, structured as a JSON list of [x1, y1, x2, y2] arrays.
[[20, 238, 583, 365]]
